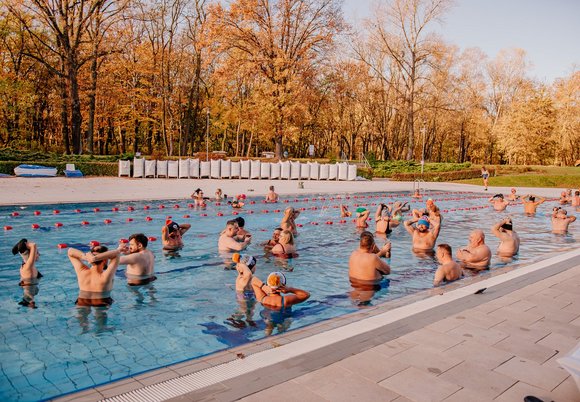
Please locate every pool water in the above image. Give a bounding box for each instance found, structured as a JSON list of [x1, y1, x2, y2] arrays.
[[0, 191, 576, 401]]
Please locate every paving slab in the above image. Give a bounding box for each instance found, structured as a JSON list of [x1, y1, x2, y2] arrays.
[[378, 367, 461, 402], [494, 356, 570, 391], [444, 339, 513, 370], [438, 361, 517, 399]]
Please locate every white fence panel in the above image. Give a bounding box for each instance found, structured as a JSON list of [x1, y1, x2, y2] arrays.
[[189, 158, 200, 178], [118, 160, 131, 177], [280, 161, 291, 179], [145, 160, 156, 178], [348, 164, 357, 181], [300, 163, 310, 179], [221, 159, 231, 178], [338, 162, 348, 180], [250, 160, 261, 179], [133, 158, 145, 178], [270, 162, 281, 179], [156, 160, 168, 178], [290, 161, 301, 179], [319, 163, 329, 180], [309, 162, 319, 180], [210, 159, 221, 178], [240, 160, 251, 178], [231, 161, 241, 178], [167, 161, 179, 178], [200, 161, 210, 178], [179, 159, 190, 178], [260, 162, 270, 179]]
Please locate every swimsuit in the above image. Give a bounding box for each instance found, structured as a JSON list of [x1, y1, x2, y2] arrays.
[[236, 290, 256, 301], [260, 292, 284, 308], [76, 290, 113, 307], [126, 273, 157, 286]]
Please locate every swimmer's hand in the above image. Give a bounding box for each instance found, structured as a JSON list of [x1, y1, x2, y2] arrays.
[[84, 252, 97, 263], [382, 241, 392, 252]]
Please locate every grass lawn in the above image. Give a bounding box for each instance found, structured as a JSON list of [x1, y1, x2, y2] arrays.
[[457, 165, 580, 188]]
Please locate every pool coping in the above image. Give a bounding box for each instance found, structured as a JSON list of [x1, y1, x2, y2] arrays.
[[54, 247, 580, 402]]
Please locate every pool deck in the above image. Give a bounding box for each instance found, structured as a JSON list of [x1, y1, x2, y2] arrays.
[[2, 177, 578, 402]]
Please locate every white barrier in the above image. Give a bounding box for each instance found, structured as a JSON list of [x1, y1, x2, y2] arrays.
[[120, 159, 358, 181], [280, 161, 290, 179], [240, 160, 250, 178], [179, 159, 190, 178], [156, 160, 168, 178], [348, 164, 357, 181], [270, 162, 281, 179], [167, 161, 179, 178], [231, 161, 241, 178], [338, 162, 348, 181], [118, 160, 131, 177], [210, 160, 221, 178], [309, 162, 319, 180], [260, 162, 270, 179], [221, 159, 231, 179], [200, 161, 210, 178], [189, 158, 200, 178], [133, 158, 145, 178], [300, 163, 310, 179], [319, 163, 329, 180], [145, 160, 156, 178], [250, 160, 261, 179], [290, 161, 300, 179]]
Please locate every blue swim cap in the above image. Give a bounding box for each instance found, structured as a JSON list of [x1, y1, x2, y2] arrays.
[[417, 219, 430, 228]]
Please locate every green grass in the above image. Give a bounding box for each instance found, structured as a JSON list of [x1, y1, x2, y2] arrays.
[[457, 172, 580, 188]]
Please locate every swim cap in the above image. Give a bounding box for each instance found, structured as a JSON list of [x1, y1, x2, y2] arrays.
[[267, 272, 286, 289], [167, 221, 180, 233], [356, 207, 367, 214], [417, 219, 430, 228], [233, 253, 256, 268]]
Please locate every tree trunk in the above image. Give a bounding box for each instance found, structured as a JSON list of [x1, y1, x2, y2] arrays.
[[87, 42, 98, 155], [59, 75, 71, 155], [69, 63, 83, 154]]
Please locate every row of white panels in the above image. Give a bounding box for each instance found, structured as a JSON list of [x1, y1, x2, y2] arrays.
[[119, 159, 358, 180]]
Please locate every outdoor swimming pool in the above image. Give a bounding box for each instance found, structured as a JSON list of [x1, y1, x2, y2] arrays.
[[0, 190, 576, 401]]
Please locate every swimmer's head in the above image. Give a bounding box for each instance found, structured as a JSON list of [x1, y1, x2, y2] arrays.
[[356, 207, 367, 216], [232, 253, 257, 270], [511, 188, 516, 193], [12, 238, 29, 255], [90, 244, 109, 269], [561, 191, 567, 197], [528, 196, 536, 202], [166, 221, 180, 234], [426, 198, 434, 206], [500, 219, 513, 231], [267, 272, 286, 289], [494, 193, 504, 199], [359, 231, 375, 250], [417, 218, 430, 231], [557, 208, 568, 217], [234, 216, 245, 228], [128, 233, 148, 252]]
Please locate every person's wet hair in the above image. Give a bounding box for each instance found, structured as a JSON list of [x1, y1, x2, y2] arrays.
[[438, 243, 452, 255], [359, 231, 375, 250], [226, 219, 238, 227], [12, 238, 28, 255], [234, 216, 245, 228], [528, 196, 535, 202], [129, 233, 148, 248]]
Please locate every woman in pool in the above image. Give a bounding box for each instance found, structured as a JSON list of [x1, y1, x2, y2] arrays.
[[215, 188, 224, 200], [12, 238, 43, 308], [281, 207, 300, 235], [251, 272, 310, 310], [271, 230, 298, 258], [481, 166, 490, 191], [389, 201, 410, 228]]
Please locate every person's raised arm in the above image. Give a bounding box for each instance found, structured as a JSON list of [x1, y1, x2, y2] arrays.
[[491, 220, 503, 238], [161, 225, 169, 242], [375, 205, 382, 221], [280, 285, 310, 305], [236, 263, 253, 289], [23, 242, 37, 269], [569, 216, 577, 223], [400, 202, 410, 212], [404, 219, 415, 235], [430, 220, 441, 239], [67, 248, 88, 274], [179, 223, 191, 235], [377, 241, 391, 258], [376, 257, 391, 275]]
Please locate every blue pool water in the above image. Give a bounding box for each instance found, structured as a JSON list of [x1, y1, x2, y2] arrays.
[[0, 191, 577, 401]]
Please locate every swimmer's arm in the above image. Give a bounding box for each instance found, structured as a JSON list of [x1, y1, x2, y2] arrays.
[[102, 251, 121, 280], [251, 276, 269, 300], [376, 258, 391, 275], [491, 221, 503, 238], [118, 252, 143, 265], [280, 285, 310, 304], [227, 237, 249, 251], [377, 242, 391, 258], [430, 221, 441, 239], [403, 219, 415, 235], [179, 223, 191, 235], [401, 203, 410, 212], [375, 205, 382, 221], [569, 216, 577, 223], [161, 226, 169, 242], [433, 267, 445, 286], [67, 248, 89, 273], [23, 242, 37, 269]]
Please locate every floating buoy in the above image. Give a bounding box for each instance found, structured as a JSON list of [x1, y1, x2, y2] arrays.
[[250, 201, 256, 205], [31, 224, 40, 229], [297, 224, 303, 227], [34, 211, 41, 216], [311, 207, 317, 210], [89, 240, 100, 247], [326, 221, 333, 225], [173, 205, 180, 209], [217, 212, 224, 217], [81, 221, 90, 225], [300, 208, 306, 211], [57, 243, 68, 249], [339, 220, 346, 224], [310, 222, 318, 225], [262, 210, 269, 213], [274, 209, 281, 213], [112, 207, 119, 212], [55, 222, 63, 227], [200, 213, 208, 217], [148, 236, 157, 242], [159, 205, 165, 209], [104, 219, 112, 224], [215, 202, 221, 206], [143, 205, 150, 210], [53, 210, 60, 214], [183, 214, 190, 218], [283, 200, 289, 203], [11, 212, 19, 217], [75, 209, 81, 213], [166, 216, 172, 220], [188, 203, 195, 208], [127, 206, 135, 211], [232, 211, 239, 215], [145, 216, 153, 221], [126, 218, 133, 222], [4, 225, 12, 230], [120, 238, 129, 243], [248, 210, 254, 214], [93, 208, 100, 212]]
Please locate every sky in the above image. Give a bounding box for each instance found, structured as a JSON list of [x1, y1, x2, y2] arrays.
[[342, 0, 580, 83]]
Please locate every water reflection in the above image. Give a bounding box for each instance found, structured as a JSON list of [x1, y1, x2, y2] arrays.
[[75, 306, 114, 334]]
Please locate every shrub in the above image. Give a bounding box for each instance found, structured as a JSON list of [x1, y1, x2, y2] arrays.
[[391, 167, 495, 182], [371, 160, 472, 178], [356, 167, 374, 180]]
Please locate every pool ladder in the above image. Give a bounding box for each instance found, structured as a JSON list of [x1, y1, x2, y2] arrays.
[[413, 179, 426, 195]]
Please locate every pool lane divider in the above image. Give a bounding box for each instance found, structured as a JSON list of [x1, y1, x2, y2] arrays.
[[99, 247, 580, 402]]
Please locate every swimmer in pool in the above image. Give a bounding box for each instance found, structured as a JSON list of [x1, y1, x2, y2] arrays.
[[489, 193, 510, 212], [551, 207, 576, 234], [191, 188, 206, 207], [559, 191, 572, 205], [234, 216, 252, 240], [12, 239, 43, 308], [413, 199, 442, 226], [572, 190, 580, 209], [218, 220, 252, 252], [162, 220, 191, 250], [507, 188, 520, 202], [355, 207, 370, 228], [118, 233, 156, 286], [251, 272, 310, 310], [226, 253, 258, 329], [349, 231, 391, 283], [265, 185, 279, 203], [271, 230, 297, 258], [68, 245, 121, 306], [215, 188, 224, 200], [491, 217, 520, 258], [456, 229, 491, 270], [412, 189, 422, 199], [404, 216, 441, 252], [522, 194, 546, 215], [433, 244, 463, 286], [375, 204, 391, 234], [340, 204, 352, 217], [281, 207, 300, 235], [262, 227, 282, 250]]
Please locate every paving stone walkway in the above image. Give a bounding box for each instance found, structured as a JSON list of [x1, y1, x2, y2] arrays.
[[239, 265, 580, 402]]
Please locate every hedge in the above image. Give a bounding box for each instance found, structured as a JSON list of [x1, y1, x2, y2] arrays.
[[390, 168, 496, 182], [0, 161, 118, 176]]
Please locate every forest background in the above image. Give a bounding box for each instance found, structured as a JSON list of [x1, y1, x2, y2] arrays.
[[1, 0, 578, 167]]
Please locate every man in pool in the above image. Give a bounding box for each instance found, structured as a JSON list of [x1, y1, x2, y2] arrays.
[[265, 185, 279, 202], [68, 245, 121, 306], [489, 194, 510, 212], [348, 231, 391, 283], [234, 216, 252, 239], [162, 220, 191, 251], [218, 220, 252, 251], [559, 191, 571, 205], [507, 188, 520, 202], [522, 194, 546, 215], [261, 227, 282, 249], [551, 208, 577, 234], [12, 239, 43, 308], [433, 244, 463, 286], [355, 207, 370, 228], [403, 216, 441, 252], [456, 229, 491, 270], [491, 217, 520, 258], [119, 233, 156, 286]]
